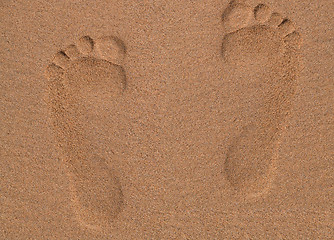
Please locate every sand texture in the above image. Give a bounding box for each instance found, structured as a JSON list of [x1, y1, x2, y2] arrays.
[[1, 0, 333, 239]]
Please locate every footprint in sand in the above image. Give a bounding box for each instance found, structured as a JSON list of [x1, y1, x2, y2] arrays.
[[45, 35, 127, 230], [221, 1, 302, 198]]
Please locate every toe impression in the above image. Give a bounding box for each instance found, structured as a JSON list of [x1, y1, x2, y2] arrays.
[[64, 44, 82, 60], [53, 51, 70, 68], [95, 36, 126, 66], [77, 36, 94, 56], [222, 2, 253, 33], [266, 12, 284, 27], [278, 19, 295, 37], [254, 4, 271, 23]]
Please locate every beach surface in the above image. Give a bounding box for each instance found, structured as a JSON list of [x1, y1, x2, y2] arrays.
[[1, 0, 333, 239]]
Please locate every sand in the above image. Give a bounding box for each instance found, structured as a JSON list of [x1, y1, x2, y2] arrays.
[[1, 0, 333, 239]]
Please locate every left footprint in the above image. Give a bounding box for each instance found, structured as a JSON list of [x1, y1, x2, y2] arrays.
[[45, 35, 127, 230]]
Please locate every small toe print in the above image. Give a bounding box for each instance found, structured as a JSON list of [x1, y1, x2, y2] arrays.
[[266, 12, 284, 27], [278, 19, 295, 36], [64, 44, 81, 59], [77, 36, 94, 55], [254, 4, 271, 23], [284, 31, 302, 48], [53, 51, 70, 68]]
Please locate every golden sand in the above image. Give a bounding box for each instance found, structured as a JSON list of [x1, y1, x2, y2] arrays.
[[1, 0, 333, 238]]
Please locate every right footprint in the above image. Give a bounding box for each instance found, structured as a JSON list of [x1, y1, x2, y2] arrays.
[[221, 1, 302, 198]]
